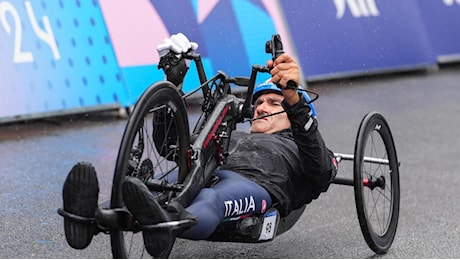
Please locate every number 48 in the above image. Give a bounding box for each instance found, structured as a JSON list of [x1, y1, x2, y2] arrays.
[[0, 1, 60, 63]]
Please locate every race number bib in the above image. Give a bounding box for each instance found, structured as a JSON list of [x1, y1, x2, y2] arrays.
[[258, 209, 278, 241]]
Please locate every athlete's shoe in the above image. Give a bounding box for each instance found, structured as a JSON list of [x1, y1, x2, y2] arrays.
[[62, 162, 99, 249], [122, 177, 175, 258]]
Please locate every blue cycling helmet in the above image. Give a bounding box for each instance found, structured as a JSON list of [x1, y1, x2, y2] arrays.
[[252, 79, 317, 117]]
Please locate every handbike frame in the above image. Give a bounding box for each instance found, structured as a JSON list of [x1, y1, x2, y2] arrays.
[[58, 35, 400, 257], [168, 53, 268, 209]]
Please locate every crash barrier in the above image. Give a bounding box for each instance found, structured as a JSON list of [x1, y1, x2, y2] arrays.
[[1, 0, 459, 123]]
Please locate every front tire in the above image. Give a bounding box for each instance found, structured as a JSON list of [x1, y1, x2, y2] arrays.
[[110, 81, 190, 258]]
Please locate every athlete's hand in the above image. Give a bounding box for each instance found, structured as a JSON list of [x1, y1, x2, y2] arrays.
[[157, 33, 198, 61], [267, 53, 300, 106]]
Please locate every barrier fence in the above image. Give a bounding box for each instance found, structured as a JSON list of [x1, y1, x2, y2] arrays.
[[1, 0, 459, 123]]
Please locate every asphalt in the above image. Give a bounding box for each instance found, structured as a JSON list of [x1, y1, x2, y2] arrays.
[[0, 65, 459, 258]]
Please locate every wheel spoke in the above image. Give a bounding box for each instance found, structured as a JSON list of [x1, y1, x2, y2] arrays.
[[110, 83, 190, 258], [363, 129, 393, 236]]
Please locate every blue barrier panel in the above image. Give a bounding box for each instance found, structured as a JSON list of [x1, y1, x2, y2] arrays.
[[415, 0, 460, 63], [0, 0, 130, 122], [279, 0, 436, 80], [100, 0, 287, 102], [3, 0, 454, 123], [1, 0, 288, 123]]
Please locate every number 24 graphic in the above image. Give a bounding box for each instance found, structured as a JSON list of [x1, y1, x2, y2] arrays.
[[0, 1, 60, 63]]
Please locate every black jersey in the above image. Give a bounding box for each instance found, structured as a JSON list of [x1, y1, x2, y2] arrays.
[[221, 94, 337, 216], [220, 130, 303, 216], [153, 93, 336, 216]]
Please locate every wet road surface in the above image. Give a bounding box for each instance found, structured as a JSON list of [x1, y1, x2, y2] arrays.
[[1, 66, 459, 258]]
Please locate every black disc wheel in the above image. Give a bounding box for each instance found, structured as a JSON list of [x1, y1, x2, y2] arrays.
[[110, 81, 190, 258], [353, 112, 400, 254]]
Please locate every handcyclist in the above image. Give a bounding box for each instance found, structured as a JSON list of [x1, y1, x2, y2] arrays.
[[62, 33, 337, 258]]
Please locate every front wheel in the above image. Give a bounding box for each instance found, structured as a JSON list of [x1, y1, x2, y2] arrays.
[[110, 81, 190, 258], [353, 112, 400, 254]]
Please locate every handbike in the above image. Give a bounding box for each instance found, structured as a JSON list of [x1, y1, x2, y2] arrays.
[[58, 34, 400, 258]]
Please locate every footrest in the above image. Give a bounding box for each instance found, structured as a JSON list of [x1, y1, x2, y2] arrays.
[[57, 208, 95, 224], [142, 219, 197, 231]]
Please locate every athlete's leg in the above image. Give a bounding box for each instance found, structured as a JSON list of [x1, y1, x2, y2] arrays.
[[179, 170, 272, 240]]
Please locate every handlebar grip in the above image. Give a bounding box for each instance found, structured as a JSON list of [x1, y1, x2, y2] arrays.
[[285, 80, 297, 90], [266, 34, 297, 90], [266, 34, 284, 61], [158, 52, 188, 86]]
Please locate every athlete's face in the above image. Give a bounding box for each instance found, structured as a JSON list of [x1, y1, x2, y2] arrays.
[[250, 93, 291, 134]]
